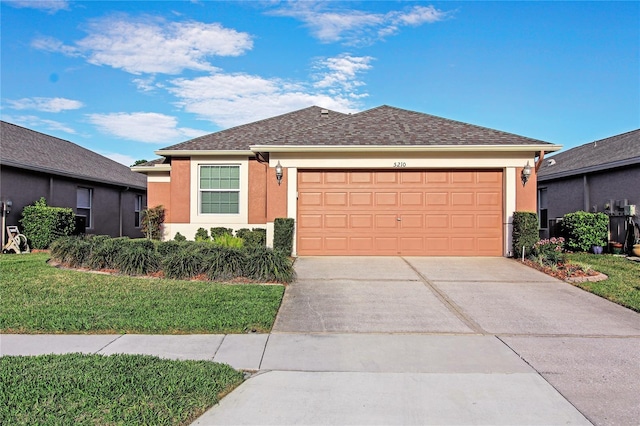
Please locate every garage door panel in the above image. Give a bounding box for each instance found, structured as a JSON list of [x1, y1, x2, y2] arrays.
[[298, 170, 503, 256]]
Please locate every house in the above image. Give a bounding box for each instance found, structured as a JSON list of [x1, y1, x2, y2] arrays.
[[0, 121, 147, 245], [537, 129, 640, 243], [133, 105, 560, 256]]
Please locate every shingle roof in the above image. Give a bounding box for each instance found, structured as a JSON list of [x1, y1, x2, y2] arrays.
[[1, 121, 147, 190], [273, 105, 554, 146], [160, 106, 347, 151], [537, 129, 640, 181]]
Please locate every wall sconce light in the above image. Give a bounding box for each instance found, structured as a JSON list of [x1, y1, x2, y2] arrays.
[[521, 161, 532, 186], [3, 200, 12, 215], [275, 161, 283, 186]]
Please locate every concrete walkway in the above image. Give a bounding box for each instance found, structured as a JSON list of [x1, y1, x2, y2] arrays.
[[2, 256, 639, 425]]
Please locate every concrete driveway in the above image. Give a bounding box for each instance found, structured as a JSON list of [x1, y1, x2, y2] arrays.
[[257, 256, 639, 425]]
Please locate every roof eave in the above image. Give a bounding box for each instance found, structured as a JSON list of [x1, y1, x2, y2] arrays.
[[131, 165, 172, 173], [538, 157, 640, 182], [155, 150, 254, 157], [1, 159, 147, 190], [249, 144, 562, 153]]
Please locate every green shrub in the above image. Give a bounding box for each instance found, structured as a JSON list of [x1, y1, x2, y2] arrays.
[[141, 205, 165, 240], [87, 237, 129, 270], [562, 211, 608, 252], [512, 212, 539, 258], [50, 236, 79, 264], [156, 240, 184, 257], [205, 247, 247, 281], [531, 237, 566, 266], [162, 250, 205, 280], [210, 227, 233, 239], [173, 232, 186, 242], [195, 227, 210, 242], [273, 218, 295, 256], [246, 246, 296, 283], [115, 243, 160, 275], [236, 228, 266, 248], [20, 197, 75, 249], [214, 233, 244, 248]]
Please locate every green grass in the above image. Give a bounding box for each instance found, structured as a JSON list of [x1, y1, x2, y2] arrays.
[[0, 353, 243, 425], [567, 253, 640, 312], [0, 253, 284, 334]]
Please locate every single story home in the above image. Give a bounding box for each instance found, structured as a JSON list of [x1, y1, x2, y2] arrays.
[[133, 105, 560, 256], [1, 121, 147, 245], [537, 129, 640, 243]]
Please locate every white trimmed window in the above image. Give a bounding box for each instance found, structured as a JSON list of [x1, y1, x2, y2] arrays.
[[199, 165, 240, 214], [77, 187, 93, 228], [134, 195, 143, 228]]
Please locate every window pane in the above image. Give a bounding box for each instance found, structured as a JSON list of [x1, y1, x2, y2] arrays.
[[77, 188, 91, 208], [201, 191, 239, 214], [200, 165, 240, 190]]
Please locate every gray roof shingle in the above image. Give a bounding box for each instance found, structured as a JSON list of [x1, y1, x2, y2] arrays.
[[537, 129, 640, 180], [160, 106, 347, 151], [273, 105, 554, 146], [1, 121, 147, 190]]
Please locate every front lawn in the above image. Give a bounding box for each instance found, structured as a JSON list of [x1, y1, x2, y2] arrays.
[[0, 353, 243, 425], [567, 253, 640, 312], [0, 253, 284, 334]]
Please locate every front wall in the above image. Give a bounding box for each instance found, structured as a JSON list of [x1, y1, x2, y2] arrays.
[[297, 170, 503, 256]]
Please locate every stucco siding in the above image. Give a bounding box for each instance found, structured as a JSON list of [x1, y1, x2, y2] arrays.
[[515, 166, 537, 212]]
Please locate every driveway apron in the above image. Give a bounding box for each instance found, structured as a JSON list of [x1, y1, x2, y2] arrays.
[[193, 256, 640, 425]]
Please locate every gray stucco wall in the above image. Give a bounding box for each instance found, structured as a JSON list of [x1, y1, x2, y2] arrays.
[[0, 166, 146, 239], [538, 164, 640, 242]]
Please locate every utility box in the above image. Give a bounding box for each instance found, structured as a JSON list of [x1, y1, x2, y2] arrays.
[[624, 205, 636, 216]]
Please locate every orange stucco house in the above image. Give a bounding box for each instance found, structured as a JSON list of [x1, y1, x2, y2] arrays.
[[132, 105, 560, 256]]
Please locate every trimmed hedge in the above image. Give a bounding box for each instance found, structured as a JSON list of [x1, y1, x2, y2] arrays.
[[49, 235, 295, 283], [20, 197, 75, 249], [512, 211, 539, 258], [562, 211, 608, 252], [274, 218, 295, 256]]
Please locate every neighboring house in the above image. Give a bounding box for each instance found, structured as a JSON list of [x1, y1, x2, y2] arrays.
[[1, 121, 147, 244], [133, 105, 560, 256], [537, 129, 640, 243]]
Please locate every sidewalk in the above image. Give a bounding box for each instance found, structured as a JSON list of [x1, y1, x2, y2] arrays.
[[1, 333, 592, 425]]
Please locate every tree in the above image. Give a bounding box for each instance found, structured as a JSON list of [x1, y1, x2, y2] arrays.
[[131, 159, 149, 167]]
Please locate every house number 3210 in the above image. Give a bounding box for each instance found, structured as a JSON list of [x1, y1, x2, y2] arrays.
[[393, 162, 407, 168]]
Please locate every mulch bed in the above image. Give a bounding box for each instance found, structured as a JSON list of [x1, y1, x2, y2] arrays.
[[519, 259, 607, 283]]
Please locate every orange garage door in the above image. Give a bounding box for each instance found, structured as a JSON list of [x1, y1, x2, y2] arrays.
[[297, 170, 503, 256]]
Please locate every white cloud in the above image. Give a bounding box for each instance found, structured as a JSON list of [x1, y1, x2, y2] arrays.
[[271, 3, 448, 45], [100, 152, 137, 166], [87, 112, 208, 143], [32, 16, 253, 75], [132, 76, 164, 92], [169, 54, 371, 128], [6, 97, 84, 113], [2, 115, 77, 134], [4, 1, 69, 13]]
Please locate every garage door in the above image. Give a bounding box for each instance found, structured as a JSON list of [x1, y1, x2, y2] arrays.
[[297, 170, 503, 256]]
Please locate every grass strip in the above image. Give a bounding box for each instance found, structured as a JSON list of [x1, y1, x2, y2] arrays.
[[567, 253, 640, 312], [0, 353, 243, 426], [0, 253, 284, 334]]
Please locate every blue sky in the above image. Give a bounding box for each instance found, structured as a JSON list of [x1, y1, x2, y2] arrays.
[[1, 1, 638, 165]]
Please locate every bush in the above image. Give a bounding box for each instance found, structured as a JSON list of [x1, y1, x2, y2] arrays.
[[156, 240, 184, 257], [205, 247, 247, 281], [115, 242, 160, 275], [562, 211, 608, 252], [87, 237, 129, 270], [273, 218, 295, 256], [195, 227, 210, 242], [245, 246, 296, 283], [214, 233, 244, 248], [531, 237, 566, 266], [162, 250, 205, 280], [236, 228, 266, 248], [50, 236, 80, 264], [173, 232, 186, 242], [141, 205, 165, 240], [512, 212, 539, 258], [20, 197, 75, 249], [210, 227, 233, 239]]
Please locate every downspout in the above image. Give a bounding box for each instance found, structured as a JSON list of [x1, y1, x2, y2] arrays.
[[49, 177, 54, 203]]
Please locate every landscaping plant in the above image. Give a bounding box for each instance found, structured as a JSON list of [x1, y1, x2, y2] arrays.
[[210, 227, 233, 239], [531, 237, 566, 266], [512, 211, 539, 258], [20, 197, 75, 249], [206, 248, 247, 281], [141, 205, 165, 240], [274, 218, 295, 256], [195, 227, 210, 241], [214, 233, 244, 248], [162, 249, 205, 280], [562, 211, 608, 252]]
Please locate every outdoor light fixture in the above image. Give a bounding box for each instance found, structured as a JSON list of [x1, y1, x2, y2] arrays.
[[521, 161, 532, 186], [3, 200, 12, 215], [275, 161, 283, 186]]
